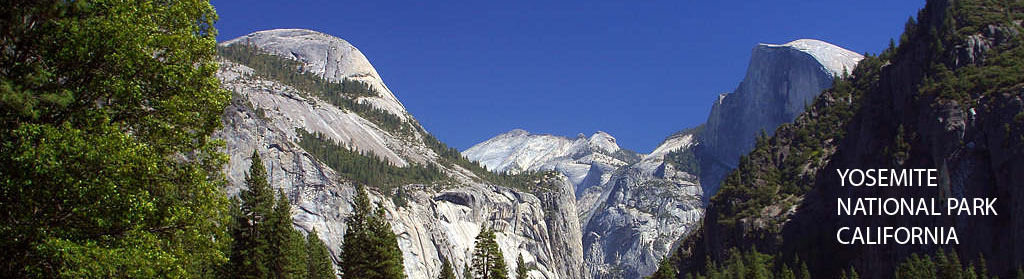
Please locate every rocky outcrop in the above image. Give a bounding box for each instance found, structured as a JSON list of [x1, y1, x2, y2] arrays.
[[581, 130, 704, 279], [466, 129, 704, 279], [698, 39, 863, 197], [215, 29, 585, 279]]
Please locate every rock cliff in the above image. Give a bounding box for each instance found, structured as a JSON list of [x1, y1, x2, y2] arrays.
[[465, 129, 704, 279], [215, 29, 585, 279], [699, 39, 863, 197]]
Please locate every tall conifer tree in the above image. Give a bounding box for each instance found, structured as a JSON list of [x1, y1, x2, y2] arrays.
[[306, 229, 336, 279], [470, 227, 507, 279], [229, 151, 275, 279], [340, 185, 405, 279]]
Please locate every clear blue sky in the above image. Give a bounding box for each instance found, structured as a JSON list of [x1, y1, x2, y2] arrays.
[[212, 0, 924, 153]]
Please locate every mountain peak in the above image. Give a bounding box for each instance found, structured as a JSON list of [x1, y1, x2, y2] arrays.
[[503, 128, 531, 137], [757, 39, 863, 77], [587, 131, 620, 154], [221, 29, 409, 119]]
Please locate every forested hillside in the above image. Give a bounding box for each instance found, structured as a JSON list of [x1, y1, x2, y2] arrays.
[[664, 0, 1024, 278]]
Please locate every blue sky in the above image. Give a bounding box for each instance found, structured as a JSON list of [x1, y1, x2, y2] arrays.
[[212, 0, 924, 152]]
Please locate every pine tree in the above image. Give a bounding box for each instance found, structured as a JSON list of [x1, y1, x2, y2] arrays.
[[464, 263, 473, 279], [942, 249, 963, 279], [306, 229, 336, 279], [798, 260, 811, 279], [370, 206, 407, 279], [965, 263, 978, 279], [779, 264, 796, 279], [726, 250, 745, 278], [268, 190, 307, 279], [229, 151, 276, 279], [977, 254, 989, 279], [515, 254, 528, 279], [340, 185, 406, 279], [705, 256, 721, 279], [470, 227, 508, 279], [439, 257, 456, 279], [647, 257, 676, 279]]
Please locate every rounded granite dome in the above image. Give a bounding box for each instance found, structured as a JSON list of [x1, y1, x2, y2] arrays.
[[221, 29, 408, 118]]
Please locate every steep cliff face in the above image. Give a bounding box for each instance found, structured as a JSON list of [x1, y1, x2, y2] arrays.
[[465, 129, 704, 279], [215, 29, 585, 279], [677, 1, 1024, 278], [580, 130, 704, 279], [699, 39, 863, 197]]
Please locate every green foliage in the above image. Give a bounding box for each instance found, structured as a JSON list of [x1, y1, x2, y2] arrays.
[[647, 257, 677, 279], [217, 43, 411, 136], [228, 151, 275, 278], [680, 248, 834, 279], [665, 146, 700, 176], [686, 247, 774, 279], [340, 185, 406, 279], [439, 257, 456, 279], [916, 0, 1024, 105], [216, 44, 377, 98], [0, 0, 230, 277], [515, 254, 529, 279], [663, 125, 704, 176], [269, 191, 308, 279], [894, 249, 990, 279], [470, 227, 508, 279], [798, 259, 811, 279], [297, 128, 447, 191], [226, 152, 321, 279], [306, 229, 336, 279]]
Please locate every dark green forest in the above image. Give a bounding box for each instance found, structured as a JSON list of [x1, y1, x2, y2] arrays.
[[225, 152, 335, 279], [297, 129, 448, 191]]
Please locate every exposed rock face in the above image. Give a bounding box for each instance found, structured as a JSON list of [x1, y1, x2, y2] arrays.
[[465, 129, 704, 279], [580, 130, 704, 279], [223, 29, 408, 119], [463, 129, 640, 197], [215, 29, 584, 279], [699, 39, 863, 197]]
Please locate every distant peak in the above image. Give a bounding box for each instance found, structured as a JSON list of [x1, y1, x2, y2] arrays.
[[222, 28, 351, 47], [503, 129, 531, 137], [590, 131, 615, 141], [756, 39, 863, 77], [588, 131, 620, 153]]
